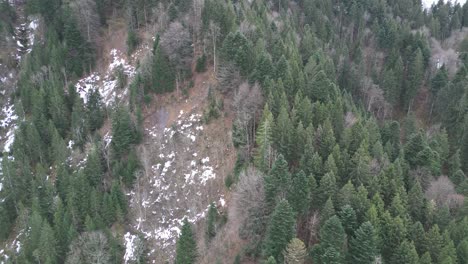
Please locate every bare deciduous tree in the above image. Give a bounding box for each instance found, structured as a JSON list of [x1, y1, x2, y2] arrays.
[[66, 231, 111, 264], [216, 62, 241, 94], [70, 0, 100, 43], [160, 21, 193, 73], [209, 21, 220, 72], [231, 167, 268, 240], [425, 176, 460, 208], [232, 82, 264, 155], [160, 22, 193, 94]]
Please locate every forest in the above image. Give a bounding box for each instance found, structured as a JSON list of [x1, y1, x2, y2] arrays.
[[1, 0, 468, 263]]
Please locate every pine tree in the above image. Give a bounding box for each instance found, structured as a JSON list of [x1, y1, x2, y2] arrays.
[[338, 205, 357, 237], [86, 87, 104, 132], [409, 182, 426, 223], [38, 220, 57, 264], [255, 104, 274, 171], [71, 96, 88, 148], [393, 240, 419, 264], [274, 106, 293, 161], [313, 215, 346, 264], [380, 212, 406, 263], [263, 200, 296, 262], [419, 252, 433, 264], [405, 48, 424, 110], [111, 106, 137, 158], [348, 222, 377, 264], [175, 219, 198, 264], [321, 197, 336, 224], [457, 239, 468, 264], [266, 256, 277, 264], [284, 238, 307, 264], [84, 147, 103, 187], [264, 154, 290, 210], [205, 202, 217, 243], [152, 44, 175, 93], [318, 172, 337, 206], [287, 171, 310, 215]]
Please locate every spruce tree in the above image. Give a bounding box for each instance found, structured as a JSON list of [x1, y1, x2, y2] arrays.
[[152, 44, 175, 93], [175, 219, 198, 264], [393, 240, 419, 264], [86, 87, 104, 132], [264, 154, 290, 210], [263, 200, 296, 262], [348, 222, 377, 264], [283, 238, 307, 264], [205, 202, 217, 243], [287, 171, 310, 215], [313, 215, 346, 264], [255, 104, 274, 171]]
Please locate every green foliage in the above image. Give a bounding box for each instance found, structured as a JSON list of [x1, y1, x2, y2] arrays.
[[176, 219, 198, 264], [206, 203, 218, 244], [313, 216, 346, 264], [348, 222, 377, 264], [111, 106, 138, 159], [263, 200, 295, 262], [152, 43, 175, 93], [195, 54, 207, 73]]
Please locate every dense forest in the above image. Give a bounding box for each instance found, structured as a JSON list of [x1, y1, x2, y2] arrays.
[[1, 0, 468, 263]]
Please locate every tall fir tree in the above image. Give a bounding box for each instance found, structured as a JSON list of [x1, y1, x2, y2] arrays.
[[263, 200, 296, 262], [175, 218, 198, 264]]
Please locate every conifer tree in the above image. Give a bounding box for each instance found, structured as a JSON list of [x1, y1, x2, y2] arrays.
[[313, 215, 346, 264], [264, 154, 290, 210], [318, 172, 337, 206], [284, 238, 307, 264], [393, 240, 419, 264], [405, 48, 424, 110], [287, 171, 310, 215], [39, 220, 58, 264], [338, 205, 357, 237], [152, 44, 175, 93], [263, 200, 296, 262], [205, 202, 217, 243], [111, 106, 137, 158], [255, 104, 274, 171], [175, 219, 198, 264], [86, 87, 104, 132], [348, 222, 377, 264]]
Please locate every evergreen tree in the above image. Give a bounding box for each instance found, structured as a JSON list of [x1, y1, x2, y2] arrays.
[[86, 87, 104, 132], [284, 238, 307, 264], [264, 154, 290, 210], [152, 43, 175, 93], [313, 215, 346, 264], [338, 205, 357, 237], [318, 172, 337, 206], [111, 106, 137, 158], [205, 202, 217, 243], [348, 222, 377, 264], [175, 219, 198, 264], [393, 240, 419, 264], [405, 48, 424, 110], [263, 200, 296, 262], [38, 220, 57, 264], [255, 104, 275, 171], [287, 171, 310, 215]]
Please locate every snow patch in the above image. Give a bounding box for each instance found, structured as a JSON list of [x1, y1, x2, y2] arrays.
[[75, 49, 136, 106], [124, 232, 138, 263]]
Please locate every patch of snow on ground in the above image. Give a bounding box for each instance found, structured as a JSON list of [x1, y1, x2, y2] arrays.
[[134, 110, 223, 259], [0, 100, 18, 152], [75, 49, 136, 106], [124, 232, 138, 263]]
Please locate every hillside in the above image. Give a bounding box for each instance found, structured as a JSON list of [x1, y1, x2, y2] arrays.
[[1, 0, 468, 264]]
